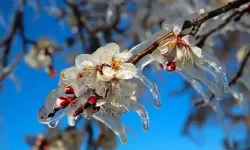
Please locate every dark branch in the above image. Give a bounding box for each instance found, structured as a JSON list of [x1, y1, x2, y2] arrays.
[[196, 6, 250, 47], [182, 0, 250, 35]]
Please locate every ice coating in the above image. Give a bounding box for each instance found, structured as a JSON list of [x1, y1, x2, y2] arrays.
[[45, 85, 66, 112], [177, 71, 210, 104], [37, 106, 65, 127], [66, 98, 83, 126], [59, 66, 81, 86], [202, 51, 229, 93], [135, 55, 161, 108], [199, 64, 220, 84], [93, 108, 127, 144], [129, 29, 169, 55], [123, 100, 149, 131], [184, 65, 224, 100]]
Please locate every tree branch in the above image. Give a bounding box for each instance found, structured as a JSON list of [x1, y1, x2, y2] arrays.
[[197, 6, 250, 47], [183, 0, 250, 35], [129, 0, 250, 65], [0, 52, 24, 83]]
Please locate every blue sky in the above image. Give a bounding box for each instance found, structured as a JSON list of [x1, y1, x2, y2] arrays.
[[0, 1, 225, 150]]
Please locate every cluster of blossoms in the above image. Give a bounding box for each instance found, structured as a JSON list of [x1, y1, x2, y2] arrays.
[[38, 22, 230, 143], [38, 43, 149, 144], [25, 38, 57, 76], [150, 23, 229, 104]]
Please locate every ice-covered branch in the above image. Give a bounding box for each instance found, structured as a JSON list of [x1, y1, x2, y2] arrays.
[[0, 1, 36, 85], [0, 52, 23, 83], [197, 6, 250, 47], [182, 0, 250, 35], [128, 0, 250, 65]]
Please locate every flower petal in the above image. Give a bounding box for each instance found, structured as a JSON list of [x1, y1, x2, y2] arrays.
[[75, 54, 95, 69], [150, 49, 166, 64], [92, 46, 106, 62], [116, 63, 137, 79], [117, 50, 132, 62], [101, 43, 120, 64], [173, 25, 181, 35], [97, 66, 115, 81], [191, 46, 202, 58], [176, 48, 184, 60], [181, 35, 197, 46], [59, 66, 80, 86]]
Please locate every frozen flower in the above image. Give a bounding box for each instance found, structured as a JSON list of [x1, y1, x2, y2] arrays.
[[38, 43, 151, 144], [75, 43, 137, 81], [151, 24, 203, 71], [38, 67, 149, 144]]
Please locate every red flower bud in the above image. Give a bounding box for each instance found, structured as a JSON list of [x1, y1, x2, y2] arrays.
[[166, 61, 176, 72], [64, 86, 75, 94], [58, 96, 72, 108], [87, 96, 97, 105]]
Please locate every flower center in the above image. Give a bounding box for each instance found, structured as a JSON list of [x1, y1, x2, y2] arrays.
[[112, 60, 120, 70]]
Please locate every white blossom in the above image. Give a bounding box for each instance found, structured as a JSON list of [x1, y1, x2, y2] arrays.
[[75, 43, 137, 81], [152, 24, 203, 71], [38, 43, 149, 143]]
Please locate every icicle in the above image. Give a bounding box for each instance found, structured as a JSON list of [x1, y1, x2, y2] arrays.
[[184, 65, 224, 100], [198, 65, 220, 84], [45, 85, 65, 112], [48, 120, 59, 128], [123, 100, 149, 131], [209, 100, 233, 149], [177, 71, 210, 105], [135, 55, 161, 108], [202, 51, 229, 93], [37, 106, 65, 127], [93, 109, 127, 144]]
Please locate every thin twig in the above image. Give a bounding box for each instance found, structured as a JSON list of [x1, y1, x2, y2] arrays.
[[0, 52, 24, 83]]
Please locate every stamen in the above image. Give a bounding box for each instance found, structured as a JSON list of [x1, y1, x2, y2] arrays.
[[112, 60, 120, 70]]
